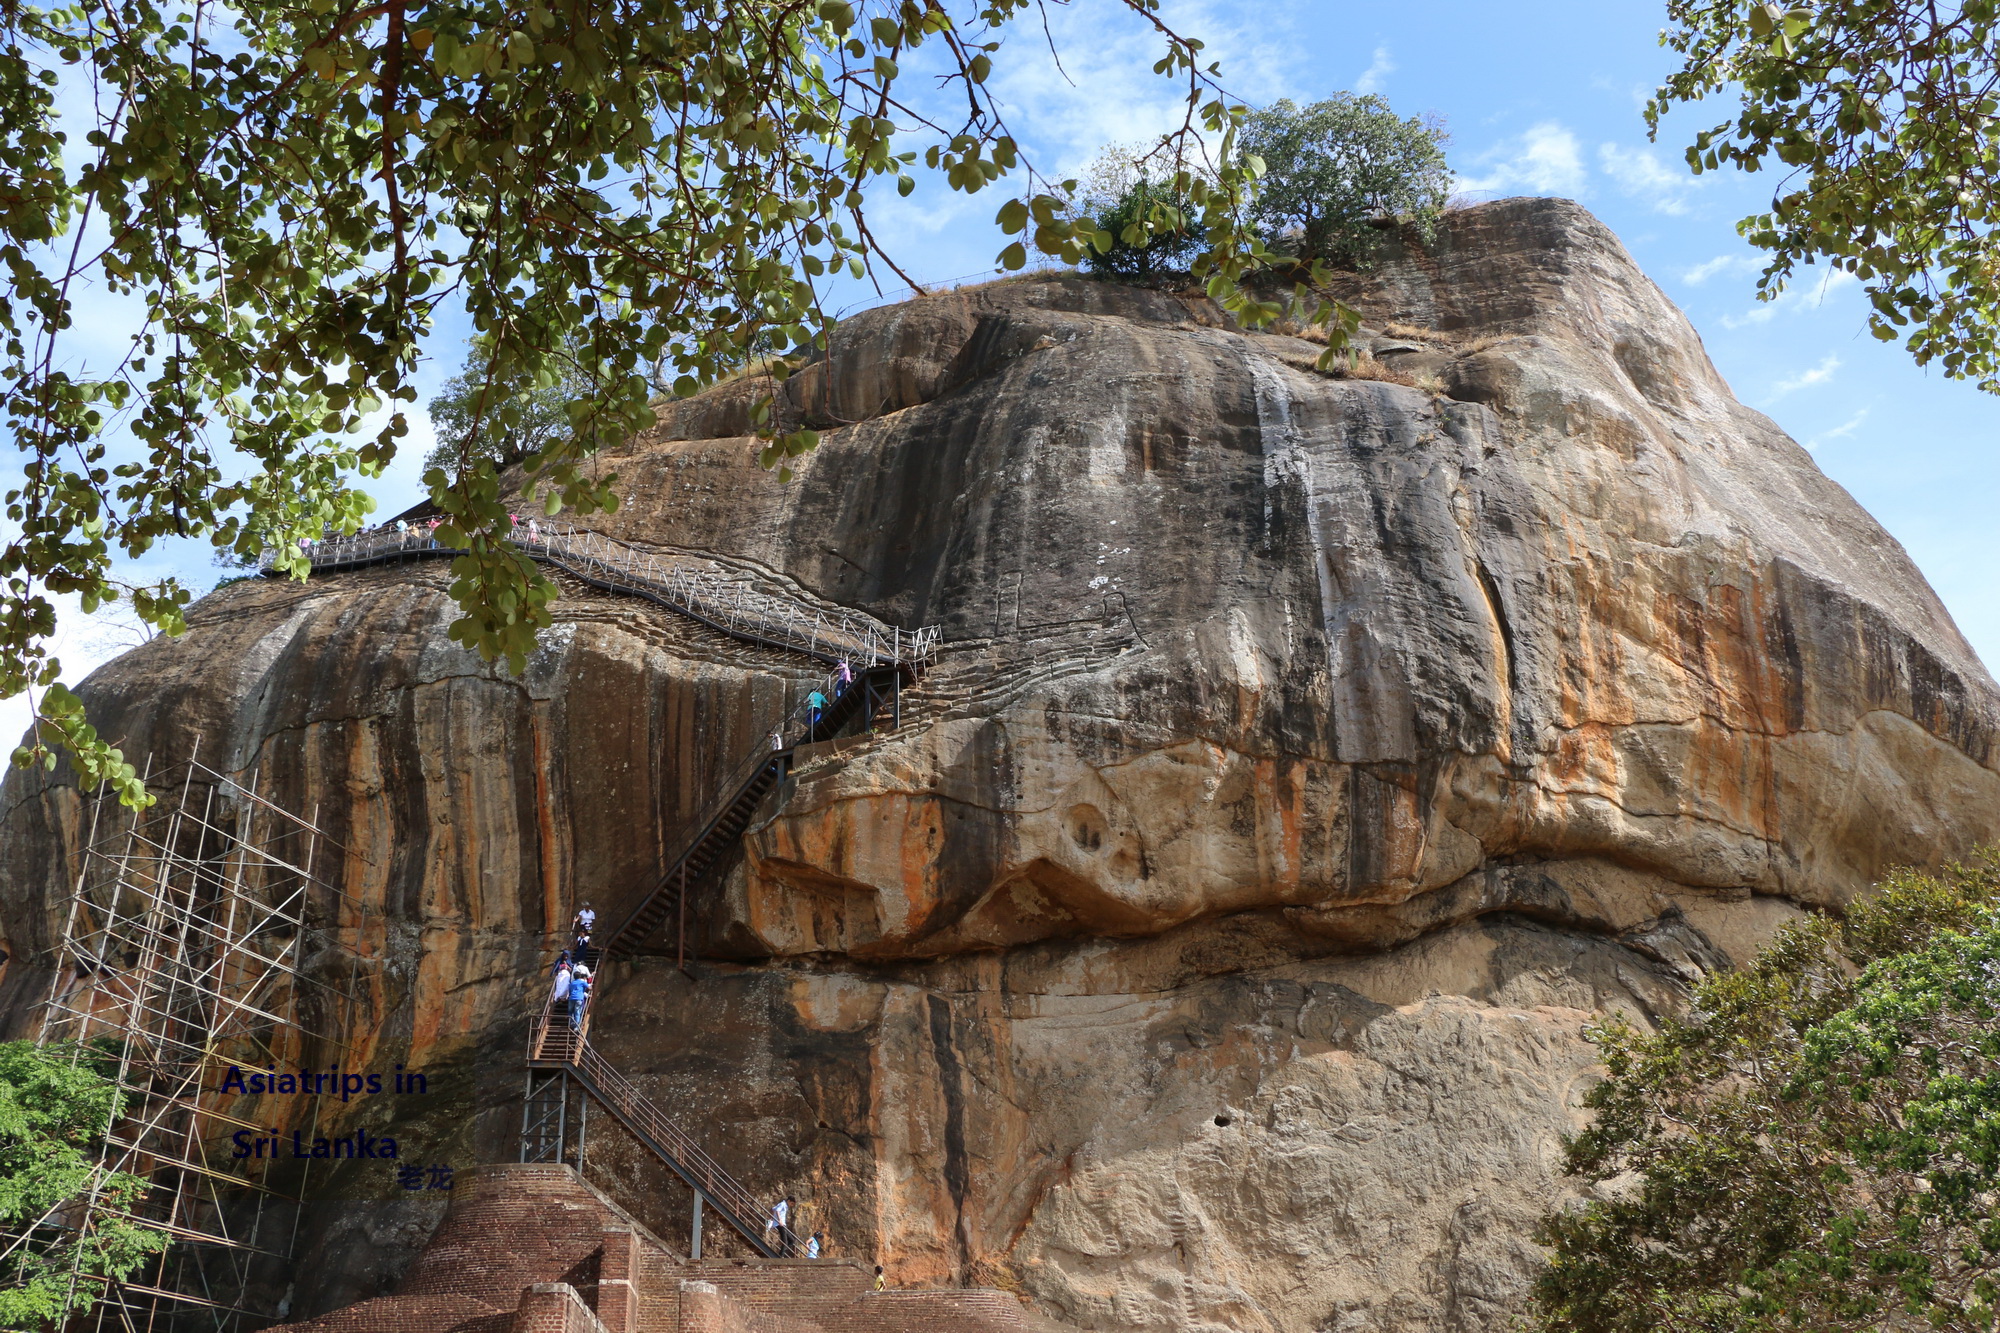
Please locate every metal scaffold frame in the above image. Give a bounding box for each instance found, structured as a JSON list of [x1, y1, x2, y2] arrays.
[[5, 756, 361, 1333]]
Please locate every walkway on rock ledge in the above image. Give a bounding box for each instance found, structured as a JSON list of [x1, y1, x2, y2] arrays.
[[266, 519, 940, 670]]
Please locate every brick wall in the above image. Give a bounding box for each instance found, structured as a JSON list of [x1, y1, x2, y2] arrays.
[[677, 1280, 824, 1333], [680, 1259, 869, 1314], [513, 1283, 612, 1333], [262, 1163, 1063, 1333]]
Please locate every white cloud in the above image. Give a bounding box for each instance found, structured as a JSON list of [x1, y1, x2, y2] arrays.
[[1767, 353, 1842, 401], [1682, 253, 1765, 285], [1455, 122, 1587, 198], [1805, 407, 1870, 452], [1354, 45, 1395, 95], [1720, 268, 1860, 328], [0, 594, 161, 753], [1597, 142, 1699, 215]]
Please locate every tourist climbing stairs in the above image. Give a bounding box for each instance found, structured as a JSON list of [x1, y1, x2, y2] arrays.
[[283, 518, 940, 1261], [600, 662, 904, 959]]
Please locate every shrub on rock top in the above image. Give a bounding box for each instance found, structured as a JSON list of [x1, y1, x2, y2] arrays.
[[1241, 94, 1452, 266], [1071, 143, 1212, 281]]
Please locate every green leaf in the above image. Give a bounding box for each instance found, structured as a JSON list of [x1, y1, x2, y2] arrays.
[[0, 0, 1287, 787]]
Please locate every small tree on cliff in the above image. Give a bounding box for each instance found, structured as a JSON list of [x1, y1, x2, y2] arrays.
[[1073, 144, 1211, 279], [1240, 95, 1452, 265], [425, 339, 603, 480], [1529, 852, 2000, 1333], [0, 1041, 168, 1327]]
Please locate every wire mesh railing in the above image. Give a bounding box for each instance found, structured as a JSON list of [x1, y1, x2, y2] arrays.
[[266, 521, 940, 670]]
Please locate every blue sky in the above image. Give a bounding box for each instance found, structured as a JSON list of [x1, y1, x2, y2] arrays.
[[843, 0, 1999, 670], [7, 0, 1996, 748]]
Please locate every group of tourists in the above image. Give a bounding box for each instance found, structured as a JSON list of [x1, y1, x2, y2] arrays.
[[540, 901, 888, 1278], [546, 904, 599, 1032], [793, 660, 857, 744], [764, 1194, 887, 1282], [302, 511, 562, 560]]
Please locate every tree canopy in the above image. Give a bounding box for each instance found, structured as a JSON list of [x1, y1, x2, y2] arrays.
[[1239, 94, 1451, 264], [0, 1040, 168, 1327], [424, 338, 607, 479], [0, 0, 1353, 804], [1654, 0, 2000, 391], [1529, 853, 2000, 1333], [1072, 143, 1209, 279]]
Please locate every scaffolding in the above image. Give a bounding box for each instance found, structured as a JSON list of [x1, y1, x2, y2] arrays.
[[5, 756, 360, 1332]]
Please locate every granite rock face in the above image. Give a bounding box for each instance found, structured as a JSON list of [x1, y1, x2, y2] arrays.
[[3, 198, 1997, 1332]]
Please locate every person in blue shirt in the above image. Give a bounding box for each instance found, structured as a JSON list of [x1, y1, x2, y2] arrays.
[[568, 969, 592, 1031], [806, 689, 827, 736]]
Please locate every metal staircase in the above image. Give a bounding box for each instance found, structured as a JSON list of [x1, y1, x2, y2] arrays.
[[604, 661, 904, 961], [290, 522, 937, 1262]]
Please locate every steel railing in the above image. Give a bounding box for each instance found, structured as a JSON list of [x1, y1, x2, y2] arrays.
[[527, 998, 771, 1251], [265, 521, 941, 670]]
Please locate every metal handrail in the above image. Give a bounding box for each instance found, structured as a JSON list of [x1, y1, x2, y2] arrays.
[[600, 664, 870, 956], [267, 523, 941, 669], [570, 1039, 766, 1229], [525, 1015, 772, 1251]]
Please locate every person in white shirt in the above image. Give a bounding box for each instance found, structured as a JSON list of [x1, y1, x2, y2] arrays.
[[768, 1196, 797, 1256]]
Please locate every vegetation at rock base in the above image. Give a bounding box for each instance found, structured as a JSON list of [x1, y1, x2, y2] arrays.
[[0, 0, 1358, 809], [0, 1041, 168, 1329], [1529, 852, 2000, 1333], [1654, 0, 2000, 394], [1240, 95, 1452, 265]]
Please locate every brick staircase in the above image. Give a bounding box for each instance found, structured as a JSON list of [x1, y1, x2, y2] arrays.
[[266, 1165, 1060, 1333]]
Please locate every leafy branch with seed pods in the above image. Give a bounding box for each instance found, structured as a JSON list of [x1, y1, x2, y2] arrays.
[[0, 0, 1357, 806]]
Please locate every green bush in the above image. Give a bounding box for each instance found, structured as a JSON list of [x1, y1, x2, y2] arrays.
[[1529, 852, 2000, 1333], [0, 1041, 168, 1328], [1081, 177, 1207, 280], [1241, 94, 1451, 266]]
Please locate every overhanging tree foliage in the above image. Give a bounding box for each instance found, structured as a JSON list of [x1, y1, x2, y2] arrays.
[[1654, 0, 2000, 391], [1529, 854, 2000, 1333], [0, 1041, 168, 1328], [424, 337, 605, 478], [0, 0, 1356, 805]]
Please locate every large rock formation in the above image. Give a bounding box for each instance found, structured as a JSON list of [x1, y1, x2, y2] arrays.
[[4, 198, 1997, 1332]]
